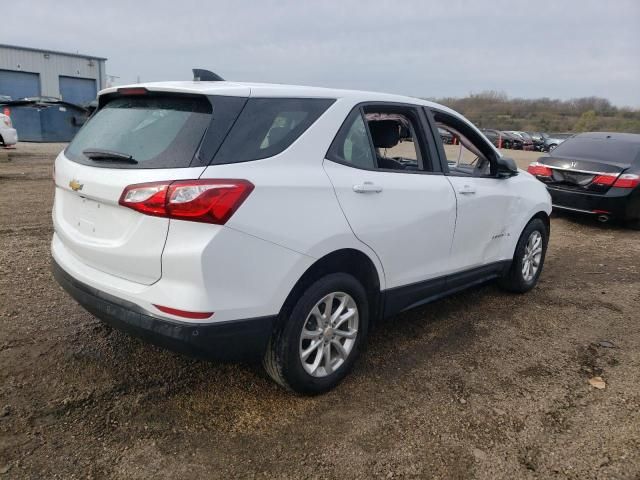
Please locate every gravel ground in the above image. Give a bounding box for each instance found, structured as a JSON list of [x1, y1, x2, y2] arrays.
[[0, 144, 639, 479]]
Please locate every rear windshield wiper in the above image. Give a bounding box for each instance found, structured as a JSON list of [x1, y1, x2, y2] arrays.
[[82, 148, 138, 164]]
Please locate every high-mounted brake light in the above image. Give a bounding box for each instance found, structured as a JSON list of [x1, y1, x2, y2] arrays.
[[527, 162, 553, 177], [119, 179, 254, 224], [117, 87, 148, 95]]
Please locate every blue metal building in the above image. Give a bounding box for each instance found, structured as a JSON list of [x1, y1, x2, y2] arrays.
[[0, 44, 107, 106], [0, 44, 106, 141]]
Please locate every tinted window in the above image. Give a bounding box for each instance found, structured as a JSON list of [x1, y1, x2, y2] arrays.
[[327, 111, 375, 169], [553, 137, 640, 166], [66, 95, 212, 168], [212, 98, 334, 164]]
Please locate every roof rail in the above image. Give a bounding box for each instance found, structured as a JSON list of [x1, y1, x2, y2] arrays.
[[192, 69, 224, 82]]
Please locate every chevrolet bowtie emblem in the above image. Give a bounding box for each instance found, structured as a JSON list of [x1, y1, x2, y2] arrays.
[[69, 179, 84, 192]]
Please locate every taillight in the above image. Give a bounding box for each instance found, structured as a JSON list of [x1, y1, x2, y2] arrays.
[[593, 173, 640, 189], [612, 173, 640, 189], [592, 174, 617, 187], [527, 162, 553, 177], [119, 179, 254, 224]]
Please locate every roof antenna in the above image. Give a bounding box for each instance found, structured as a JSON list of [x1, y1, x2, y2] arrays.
[[192, 69, 224, 82]]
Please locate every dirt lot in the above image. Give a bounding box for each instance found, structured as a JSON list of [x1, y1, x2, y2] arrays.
[[1, 144, 639, 479]]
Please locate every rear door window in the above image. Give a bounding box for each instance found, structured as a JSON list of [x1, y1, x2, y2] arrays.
[[66, 95, 213, 169], [212, 98, 335, 165]]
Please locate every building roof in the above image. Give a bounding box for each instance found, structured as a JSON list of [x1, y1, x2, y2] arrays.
[[0, 43, 107, 61]]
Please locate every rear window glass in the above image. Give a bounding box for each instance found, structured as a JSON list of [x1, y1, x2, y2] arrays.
[[212, 98, 334, 164], [553, 137, 640, 166], [66, 95, 212, 168]]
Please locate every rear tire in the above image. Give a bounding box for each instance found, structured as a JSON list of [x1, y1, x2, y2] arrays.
[[499, 218, 548, 293], [263, 273, 369, 395]]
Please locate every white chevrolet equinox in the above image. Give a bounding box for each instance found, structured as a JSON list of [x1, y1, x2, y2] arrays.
[[52, 74, 551, 394]]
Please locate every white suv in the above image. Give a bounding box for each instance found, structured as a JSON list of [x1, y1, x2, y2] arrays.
[[52, 78, 551, 394]]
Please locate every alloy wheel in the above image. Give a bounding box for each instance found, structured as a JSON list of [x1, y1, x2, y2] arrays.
[[298, 292, 359, 377], [522, 230, 543, 282]]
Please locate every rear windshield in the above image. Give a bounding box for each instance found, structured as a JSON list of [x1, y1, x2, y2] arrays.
[[553, 137, 640, 166], [66, 95, 212, 168], [211, 97, 335, 165]]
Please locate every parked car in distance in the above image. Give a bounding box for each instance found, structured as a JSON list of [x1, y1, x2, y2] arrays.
[[526, 132, 546, 152], [480, 128, 520, 149], [500, 131, 524, 150], [528, 132, 640, 228], [52, 76, 552, 394], [541, 132, 572, 152], [438, 127, 454, 144], [505, 131, 535, 151], [0, 113, 18, 146]]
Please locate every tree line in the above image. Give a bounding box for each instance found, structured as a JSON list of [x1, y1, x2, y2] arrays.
[[430, 91, 640, 134]]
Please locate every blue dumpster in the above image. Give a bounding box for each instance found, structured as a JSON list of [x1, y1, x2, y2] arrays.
[[0, 99, 88, 142]]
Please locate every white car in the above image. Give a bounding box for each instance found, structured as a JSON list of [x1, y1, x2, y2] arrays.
[[0, 113, 18, 146], [52, 77, 551, 394]]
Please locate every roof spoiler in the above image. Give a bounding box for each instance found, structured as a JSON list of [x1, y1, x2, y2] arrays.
[[192, 69, 224, 82]]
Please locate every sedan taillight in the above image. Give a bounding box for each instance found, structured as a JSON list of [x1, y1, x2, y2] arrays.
[[612, 173, 640, 189], [592, 173, 640, 189], [119, 179, 254, 224], [527, 162, 553, 177]]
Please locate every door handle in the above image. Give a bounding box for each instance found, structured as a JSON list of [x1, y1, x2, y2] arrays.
[[353, 182, 383, 194], [458, 185, 476, 195]]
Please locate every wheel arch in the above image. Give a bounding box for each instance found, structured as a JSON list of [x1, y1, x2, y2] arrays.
[[505, 208, 551, 261], [278, 248, 383, 329], [530, 210, 550, 235]]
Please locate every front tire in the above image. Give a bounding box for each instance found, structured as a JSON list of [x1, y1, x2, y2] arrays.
[[263, 273, 369, 395], [499, 218, 548, 293]]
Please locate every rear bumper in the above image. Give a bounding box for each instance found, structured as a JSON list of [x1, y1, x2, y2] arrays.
[[52, 259, 275, 361], [548, 186, 640, 221]]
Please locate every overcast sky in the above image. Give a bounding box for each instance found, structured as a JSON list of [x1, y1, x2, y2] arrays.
[[4, 0, 639, 106]]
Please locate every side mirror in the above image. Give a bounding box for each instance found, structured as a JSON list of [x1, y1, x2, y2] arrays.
[[496, 156, 518, 178]]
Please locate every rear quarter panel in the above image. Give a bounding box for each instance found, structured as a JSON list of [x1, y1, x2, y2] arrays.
[[200, 98, 386, 290]]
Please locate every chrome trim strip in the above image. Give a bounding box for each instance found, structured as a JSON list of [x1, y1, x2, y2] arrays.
[[548, 165, 616, 176], [552, 204, 595, 214]]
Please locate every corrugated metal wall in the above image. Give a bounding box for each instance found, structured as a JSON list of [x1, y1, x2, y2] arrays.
[[0, 45, 106, 100]]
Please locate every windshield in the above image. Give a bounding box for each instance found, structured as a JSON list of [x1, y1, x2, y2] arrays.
[[66, 94, 212, 168]]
